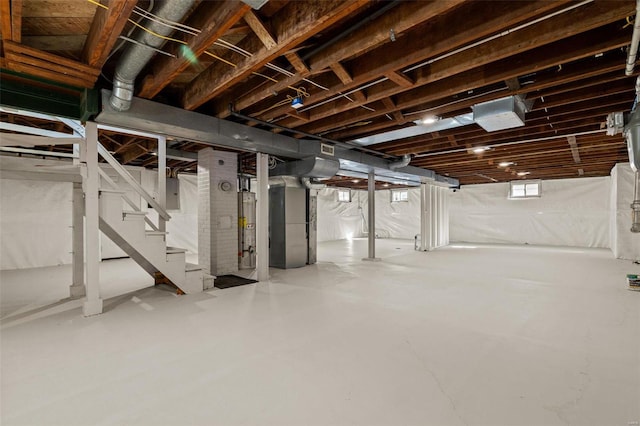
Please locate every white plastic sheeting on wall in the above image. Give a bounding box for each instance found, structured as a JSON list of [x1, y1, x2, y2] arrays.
[[449, 176, 610, 248], [317, 187, 427, 241], [0, 176, 72, 270], [317, 188, 366, 242], [0, 154, 199, 270], [374, 188, 421, 239], [610, 163, 640, 260], [166, 174, 198, 254]]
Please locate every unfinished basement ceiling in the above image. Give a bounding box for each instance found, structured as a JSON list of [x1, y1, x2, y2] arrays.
[[0, 0, 637, 185]]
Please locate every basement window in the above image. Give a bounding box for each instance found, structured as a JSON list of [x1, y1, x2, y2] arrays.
[[337, 189, 352, 202], [509, 180, 541, 199], [391, 189, 409, 202]]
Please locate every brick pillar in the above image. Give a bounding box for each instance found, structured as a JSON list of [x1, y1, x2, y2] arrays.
[[198, 148, 238, 276]]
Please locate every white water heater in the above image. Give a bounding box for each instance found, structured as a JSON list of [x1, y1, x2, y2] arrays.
[[238, 192, 256, 269]]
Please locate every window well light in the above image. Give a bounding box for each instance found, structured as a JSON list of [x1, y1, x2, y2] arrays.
[[498, 161, 514, 167]]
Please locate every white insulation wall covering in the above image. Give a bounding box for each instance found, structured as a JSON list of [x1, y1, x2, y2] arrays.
[[317, 188, 366, 241], [449, 176, 610, 248], [0, 176, 72, 270], [0, 155, 199, 270], [316, 187, 427, 241], [374, 188, 421, 239], [166, 174, 198, 254], [610, 163, 640, 260]]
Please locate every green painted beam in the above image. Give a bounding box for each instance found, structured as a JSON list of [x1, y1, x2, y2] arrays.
[[0, 69, 98, 121]]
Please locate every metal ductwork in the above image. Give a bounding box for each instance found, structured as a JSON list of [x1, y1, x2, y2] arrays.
[[626, 0, 640, 76], [109, 0, 197, 112], [300, 177, 327, 190], [270, 156, 340, 178], [352, 95, 532, 146], [632, 171, 640, 233], [389, 154, 411, 170]]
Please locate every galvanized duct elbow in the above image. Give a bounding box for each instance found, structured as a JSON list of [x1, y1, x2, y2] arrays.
[[110, 0, 196, 111], [300, 177, 327, 190], [388, 154, 411, 170]]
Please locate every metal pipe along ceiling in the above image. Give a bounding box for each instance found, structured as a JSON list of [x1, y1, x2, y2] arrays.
[[626, 0, 640, 76], [110, 0, 197, 112]]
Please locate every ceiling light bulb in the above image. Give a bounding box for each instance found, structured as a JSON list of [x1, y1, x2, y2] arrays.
[[517, 171, 530, 176], [352, 179, 360, 183], [421, 115, 438, 125], [498, 161, 514, 167], [472, 147, 487, 154], [383, 183, 389, 187]]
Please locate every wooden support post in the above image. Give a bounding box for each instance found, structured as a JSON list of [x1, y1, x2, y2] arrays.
[[70, 182, 86, 298], [256, 152, 269, 282], [157, 135, 167, 233], [420, 182, 429, 251], [363, 169, 380, 261], [82, 121, 103, 316]]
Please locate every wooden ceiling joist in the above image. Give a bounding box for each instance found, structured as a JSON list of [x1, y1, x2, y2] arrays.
[[82, 0, 136, 68], [3, 40, 100, 87], [256, 0, 573, 124], [218, 0, 468, 117], [137, 0, 251, 99], [182, 0, 370, 110], [294, 24, 632, 136]]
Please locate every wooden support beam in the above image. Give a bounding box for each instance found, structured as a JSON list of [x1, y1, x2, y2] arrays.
[[183, 0, 369, 110], [0, 0, 11, 41], [10, 0, 21, 43], [330, 61, 366, 102], [221, 0, 466, 116], [258, 0, 572, 122], [82, 0, 136, 68], [138, 0, 251, 99], [243, 9, 277, 50], [284, 51, 309, 74], [121, 141, 154, 164], [3, 40, 100, 87], [384, 71, 413, 88], [567, 135, 581, 164], [505, 77, 521, 91], [296, 23, 632, 135]]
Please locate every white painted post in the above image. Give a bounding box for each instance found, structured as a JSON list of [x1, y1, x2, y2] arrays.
[[157, 135, 167, 233], [82, 122, 103, 316], [420, 182, 429, 251], [70, 182, 86, 298], [430, 185, 437, 250], [363, 170, 380, 261], [256, 153, 269, 282]]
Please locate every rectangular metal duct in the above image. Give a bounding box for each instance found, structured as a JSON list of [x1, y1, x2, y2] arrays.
[[472, 96, 527, 132]]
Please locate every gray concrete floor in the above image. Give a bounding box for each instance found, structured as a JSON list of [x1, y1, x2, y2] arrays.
[[1, 239, 639, 425]]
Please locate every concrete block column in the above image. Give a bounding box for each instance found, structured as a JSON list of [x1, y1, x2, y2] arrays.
[[198, 148, 238, 276]]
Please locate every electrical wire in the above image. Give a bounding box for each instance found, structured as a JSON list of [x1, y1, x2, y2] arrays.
[[87, 0, 331, 104]]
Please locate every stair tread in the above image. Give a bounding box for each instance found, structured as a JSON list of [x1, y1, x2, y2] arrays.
[[123, 210, 147, 215], [146, 231, 168, 236], [99, 188, 126, 194], [166, 247, 187, 254], [185, 262, 203, 272]]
